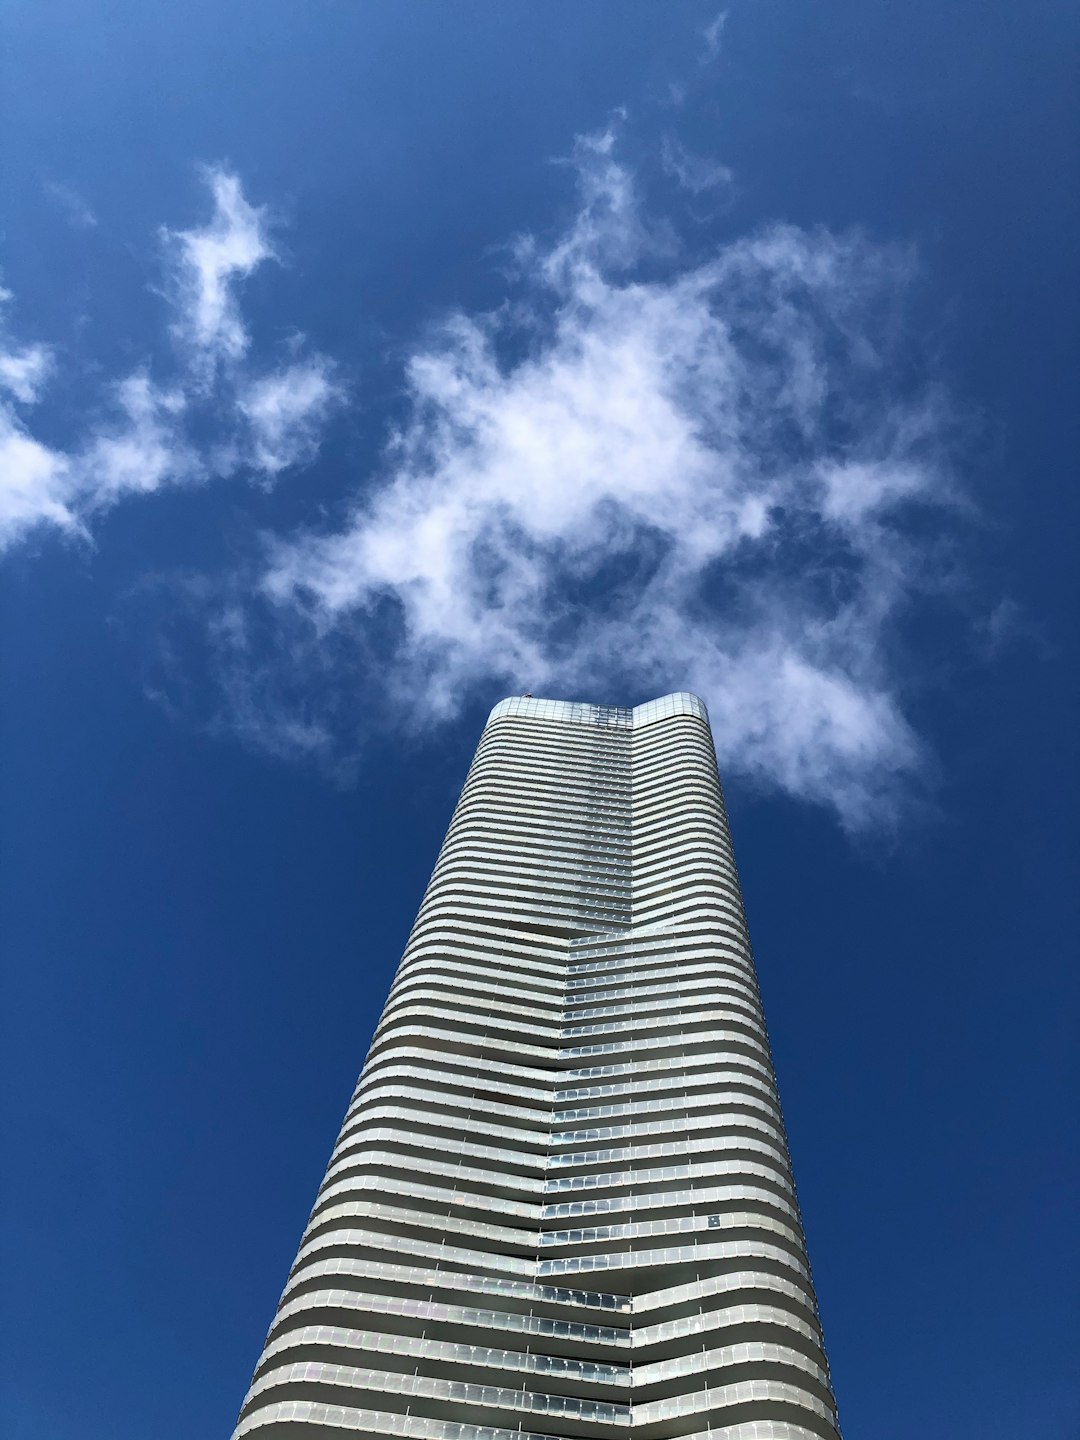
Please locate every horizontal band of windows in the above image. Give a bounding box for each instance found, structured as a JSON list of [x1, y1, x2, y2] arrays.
[[478, 724, 631, 755], [543, 1173, 799, 1223], [542, 1142, 793, 1194], [425, 863, 631, 905], [352, 1057, 556, 1105], [541, 1210, 805, 1266], [239, 1359, 631, 1430], [363, 1023, 557, 1069], [558, 1026, 774, 1066], [566, 933, 757, 974], [461, 762, 631, 795], [564, 986, 762, 1026], [413, 890, 629, 929], [552, 1094, 783, 1140], [319, 1151, 542, 1207], [310, 1175, 799, 1240], [554, 1063, 778, 1106], [467, 746, 630, 775], [254, 1324, 630, 1392], [367, 1021, 559, 1064], [414, 898, 630, 935], [632, 873, 744, 910], [632, 811, 735, 844], [280, 1254, 632, 1319], [392, 956, 564, 997], [347, 1079, 550, 1124], [566, 968, 760, 1007], [355, 1054, 558, 1101], [357, 1054, 789, 1105], [454, 792, 631, 825], [397, 938, 567, 982], [335, 1111, 553, 1165], [633, 1300, 824, 1363], [385, 979, 562, 1021], [446, 810, 631, 844], [425, 849, 631, 887], [568, 924, 751, 956], [290, 1229, 535, 1283], [632, 763, 724, 797], [417, 881, 631, 921], [566, 958, 757, 993], [435, 828, 631, 868], [402, 915, 573, 951], [303, 1201, 537, 1255], [345, 1086, 551, 1134], [406, 904, 625, 941], [268, 1288, 630, 1356], [633, 772, 722, 805], [634, 1339, 831, 1404], [462, 767, 631, 800], [233, 1397, 625, 1440], [430, 857, 630, 897], [378, 990, 560, 1033], [567, 931, 754, 969], [455, 768, 631, 801], [633, 1386, 838, 1440], [355, 1051, 767, 1118], [547, 1145, 791, 1194], [565, 967, 759, 1006], [310, 1176, 542, 1228], [537, 1231, 809, 1285], [328, 1129, 548, 1180], [440, 832, 631, 868], [387, 971, 563, 1010], [550, 1112, 787, 1158], [628, 896, 748, 930], [638, 1424, 829, 1440], [632, 839, 737, 874], [557, 1044, 776, 1087], [560, 998, 765, 1039], [558, 1071, 777, 1111]]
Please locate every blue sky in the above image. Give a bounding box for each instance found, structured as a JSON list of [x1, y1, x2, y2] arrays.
[[1, 1, 1077, 1436]]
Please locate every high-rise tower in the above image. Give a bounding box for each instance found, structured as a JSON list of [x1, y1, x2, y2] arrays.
[[233, 692, 841, 1440]]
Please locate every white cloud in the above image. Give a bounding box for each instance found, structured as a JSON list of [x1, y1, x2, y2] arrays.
[[0, 333, 53, 407], [0, 172, 336, 550], [78, 373, 198, 504], [163, 167, 276, 375], [246, 132, 954, 829], [702, 9, 729, 62], [238, 359, 339, 477], [0, 291, 77, 548], [0, 412, 77, 549], [44, 181, 98, 231], [661, 136, 734, 197]]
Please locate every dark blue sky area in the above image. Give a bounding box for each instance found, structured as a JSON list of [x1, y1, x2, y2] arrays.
[[1, 3, 1078, 1438]]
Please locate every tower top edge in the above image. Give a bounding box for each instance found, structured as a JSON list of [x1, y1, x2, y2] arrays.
[[485, 691, 709, 731]]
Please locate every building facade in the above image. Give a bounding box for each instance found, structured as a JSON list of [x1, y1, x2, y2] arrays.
[[233, 692, 841, 1440]]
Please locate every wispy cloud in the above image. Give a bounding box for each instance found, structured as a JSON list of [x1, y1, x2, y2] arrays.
[[701, 9, 729, 62], [162, 168, 276, 377], [43, 180, 98, 231], [661, 136, 734, 197], [0, 171, 338, 550], [79, 374, 199, 505], [238, 358, 339, 478], [184, 130, 959, 830], [0, 288, 77, 547]]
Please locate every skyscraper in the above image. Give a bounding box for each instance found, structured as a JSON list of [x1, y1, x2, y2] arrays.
[[233, 692, 841, 1440]]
